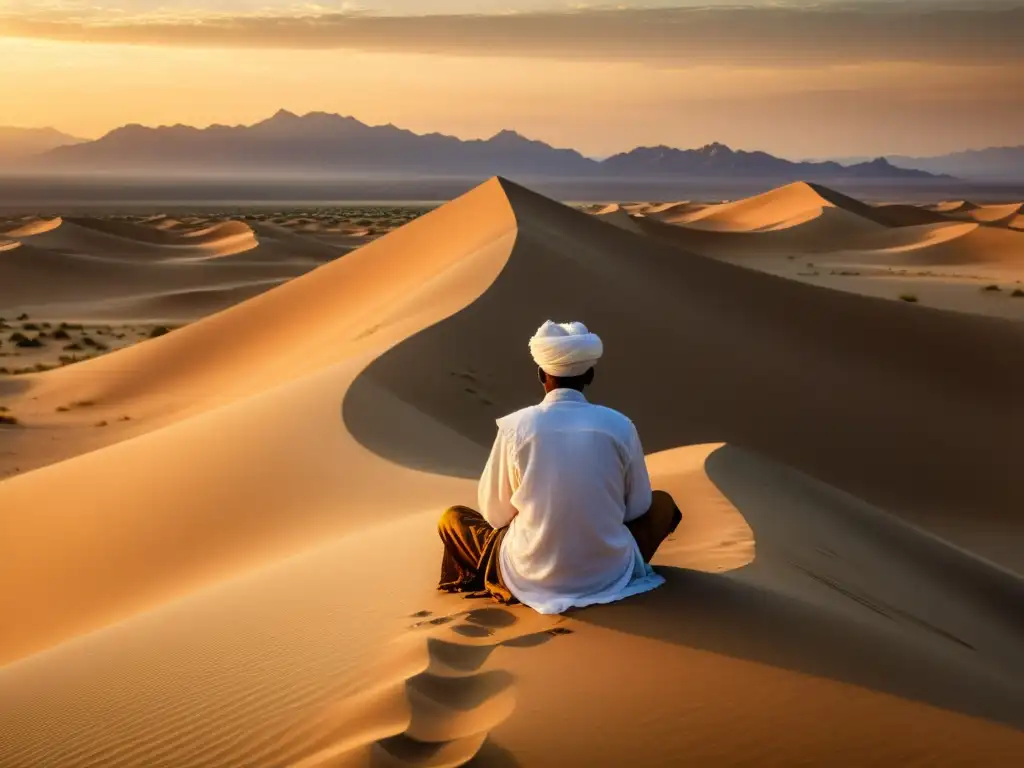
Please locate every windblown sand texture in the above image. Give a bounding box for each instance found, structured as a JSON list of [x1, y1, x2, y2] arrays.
[[1, 179, 1022, 767]]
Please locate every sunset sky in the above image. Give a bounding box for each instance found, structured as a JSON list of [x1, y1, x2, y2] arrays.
[[1, 1, 1021, 159]]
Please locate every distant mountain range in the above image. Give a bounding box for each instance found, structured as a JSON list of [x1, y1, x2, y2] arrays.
[[23, 110, 945, 181], [885, 147, 1024, 182], [601, 143, 937, 180], [826, 147, 1024, 182], [0, 127, 85, 161]]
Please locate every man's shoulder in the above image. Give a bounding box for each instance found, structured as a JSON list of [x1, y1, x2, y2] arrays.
[[586, 403, 639, 437], [495, 403, 540, 436]]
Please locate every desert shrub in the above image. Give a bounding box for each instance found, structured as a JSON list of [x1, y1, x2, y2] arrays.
[[93, 341, 110, 351], [9, 331, 27, 343], [33, 363, 52, 372], [1011, 289, 1024, 298], [16, 313, 28, 321], [59, 322, 83, 330], [95, 420, 108, 427], [53, 328, 71, 340], [56, 405, 69, 412], [0, 415, 19, 426], [982, 284, 1001, 292], [0, 405, 7, 411], [899, 293, 919, 303], [81, 336, 99, 348], [41, 322, 52, 329], [22, 323, 39, 331], [149, 326, 171, 338], [15, 336, 44, 348], [64, 342, 83, 351]]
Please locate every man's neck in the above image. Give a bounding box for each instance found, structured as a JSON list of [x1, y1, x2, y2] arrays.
[[543, 388, 588, 403]]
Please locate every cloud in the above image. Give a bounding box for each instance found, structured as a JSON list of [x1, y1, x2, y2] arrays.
[[1, 3, 1022, 67]]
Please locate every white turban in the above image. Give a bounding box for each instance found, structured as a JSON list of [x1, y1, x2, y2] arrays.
[[529, 320, 603, 377]]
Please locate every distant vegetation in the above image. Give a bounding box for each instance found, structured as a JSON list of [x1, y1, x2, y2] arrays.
[[1012, 289, 1024, 298], [0, 321, 175, 376], [981, 284, 1001, 292], [899, 293, 919, 303]]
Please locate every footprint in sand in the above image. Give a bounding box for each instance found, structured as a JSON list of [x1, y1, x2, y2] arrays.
[[288, 607, 571, 767], [369, 606, 572, 766], [450, 370, 495, 408]]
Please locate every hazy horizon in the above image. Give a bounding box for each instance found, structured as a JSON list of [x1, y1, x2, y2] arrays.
[[2, 1, 1021, 159]]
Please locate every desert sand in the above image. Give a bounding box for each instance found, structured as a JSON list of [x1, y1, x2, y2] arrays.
[[1, 178, 1022, 766]]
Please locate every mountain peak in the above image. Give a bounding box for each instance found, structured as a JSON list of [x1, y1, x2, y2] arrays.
[[488, 129, 530, 144], [698, 142, 734, 156], [269, 109, 300, 122]]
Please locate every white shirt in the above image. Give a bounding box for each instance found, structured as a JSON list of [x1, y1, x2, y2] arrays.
[[478, 388, 665, 614]]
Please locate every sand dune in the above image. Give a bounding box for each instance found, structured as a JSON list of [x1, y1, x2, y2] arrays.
[[870, 203, 952, 227], [667, 182, 881, 232], [2, 217, 64, 237], [951, 203, 1024, 226], [10, 216, 258, 259], [0, 216, 343, 322], [598, 184, 1024, 319], [591, 204, 645, 233], [1, 179, 1022, 766], [927, 200, 978, 214]]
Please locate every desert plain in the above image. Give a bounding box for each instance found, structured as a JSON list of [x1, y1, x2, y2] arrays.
[[1, 178, 1023, 766]]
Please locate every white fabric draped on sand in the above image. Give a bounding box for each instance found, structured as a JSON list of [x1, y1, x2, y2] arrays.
[[529, 320, 603, 377]]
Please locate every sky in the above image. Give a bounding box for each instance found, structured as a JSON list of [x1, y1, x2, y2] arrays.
[[1, 1, 1021, 159]]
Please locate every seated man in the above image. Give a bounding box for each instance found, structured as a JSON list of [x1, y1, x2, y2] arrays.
[[438, 320, 681, 614]]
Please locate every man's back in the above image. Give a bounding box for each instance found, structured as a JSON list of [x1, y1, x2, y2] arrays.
[[436, 319, 674, 613], [478, 388, 661, 613]]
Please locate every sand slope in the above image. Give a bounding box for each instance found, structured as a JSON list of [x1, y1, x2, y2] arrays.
[[1, 179, 1022, 766]]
